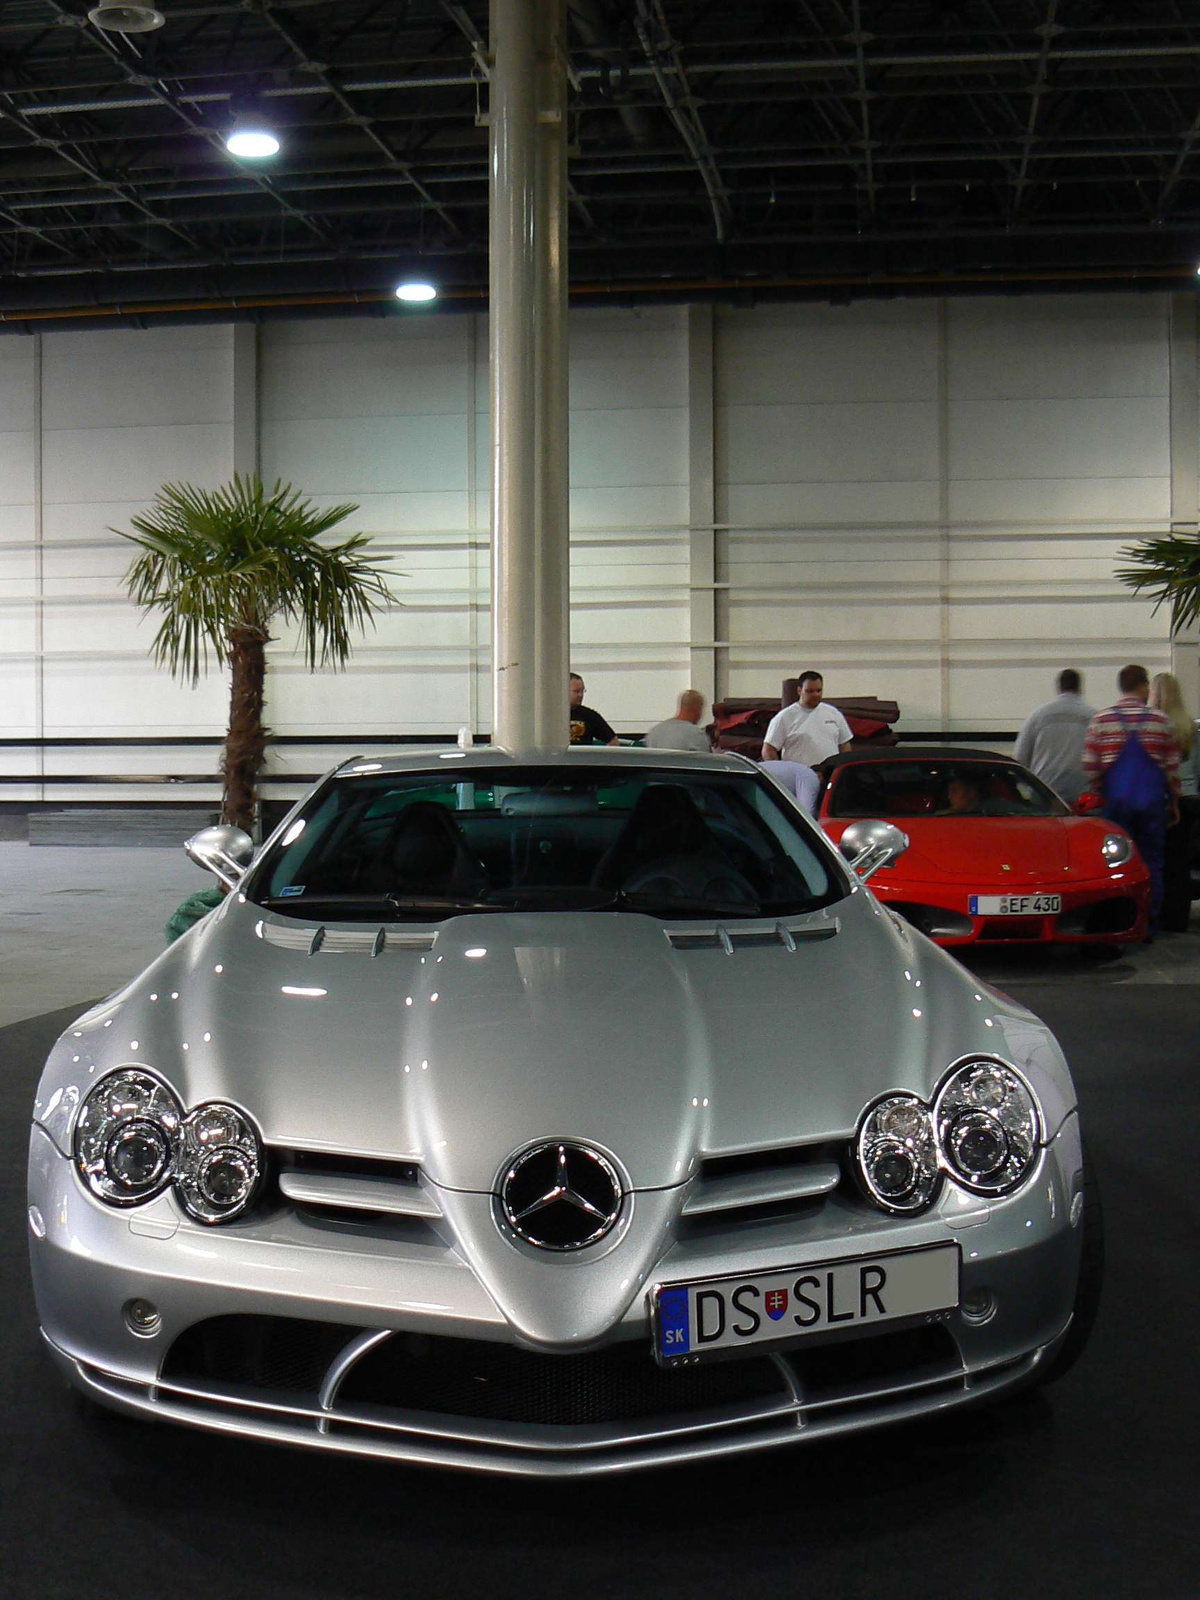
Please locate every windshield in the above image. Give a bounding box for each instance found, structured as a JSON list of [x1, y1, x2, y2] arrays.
[[249, 765, 845, 921], [826, 759, 1068, 820]]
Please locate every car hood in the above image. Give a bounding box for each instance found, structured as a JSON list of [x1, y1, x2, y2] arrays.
[[40, 887, 1076, 1195], [863, 817, 1074, 884]]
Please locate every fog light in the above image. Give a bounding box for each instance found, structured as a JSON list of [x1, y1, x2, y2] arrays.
[[960, 1288, 996, 1326], [123, 1298, 162, 1338]]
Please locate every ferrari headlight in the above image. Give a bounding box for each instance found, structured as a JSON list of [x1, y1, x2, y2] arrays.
[[74, 1069, 182, 1205], [174, 1103, 262, 1223], [935, 1060, 1040, 1195], [856, 1094, 940, 1214], [73, 1072, 262, 1223], [1102, 832, 1133, 866]]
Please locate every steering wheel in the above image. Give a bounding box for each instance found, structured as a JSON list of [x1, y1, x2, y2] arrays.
[[621, 853, 758, 905]]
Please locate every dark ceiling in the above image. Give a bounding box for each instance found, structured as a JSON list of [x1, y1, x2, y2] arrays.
[[4, 0, 1200, 330]]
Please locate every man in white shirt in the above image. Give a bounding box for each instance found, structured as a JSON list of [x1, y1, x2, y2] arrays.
[[1013, 669, 1093, 805], [762, 671, 853, 766], [643, 690, 711, 753]]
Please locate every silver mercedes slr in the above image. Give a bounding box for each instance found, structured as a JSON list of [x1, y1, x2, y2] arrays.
[[28, 747, 1102, 1476]]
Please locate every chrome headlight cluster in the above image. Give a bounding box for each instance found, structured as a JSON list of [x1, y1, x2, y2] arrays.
[[856, 1059, 1041, 1215], [1101, 832, 1134, 866], [857, 1094, 941, 1213], [934, 1060, 1039, 1195], [74, 1069, 261, 1224]]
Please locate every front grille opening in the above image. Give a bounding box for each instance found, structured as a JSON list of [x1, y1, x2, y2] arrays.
[[335, 1333, 790, 1426], [978, 916, 1045, 941], [787, 1324, 961, 1403], [1058, 898, 1138, 936], [700, 1140, 844, 1182], [280, 1149, 422, 1184], [162, 1315, 366, 1398], [890, 903, 973, 939]]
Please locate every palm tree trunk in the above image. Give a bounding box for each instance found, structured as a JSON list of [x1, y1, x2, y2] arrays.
[[222, 625, 268, 831]]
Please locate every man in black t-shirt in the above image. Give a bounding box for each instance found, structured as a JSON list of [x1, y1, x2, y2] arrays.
[[569, 672, 619, 745]]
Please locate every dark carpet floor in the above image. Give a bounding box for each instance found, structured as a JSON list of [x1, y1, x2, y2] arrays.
[[1, 985, 1196, 1600]]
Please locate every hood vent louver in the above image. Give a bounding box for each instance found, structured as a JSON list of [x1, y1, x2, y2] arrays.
[[260, 922, 436, 956], [665, 919, 838, 954]]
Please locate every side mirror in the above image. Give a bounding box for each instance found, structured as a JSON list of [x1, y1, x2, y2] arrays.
[[185, 825, 254, 891], [838, 818, 909, 881]]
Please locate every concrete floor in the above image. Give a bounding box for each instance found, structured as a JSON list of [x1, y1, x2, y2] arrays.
[[0, 841, 205, 1029], [1, 837, 1197, 1031]]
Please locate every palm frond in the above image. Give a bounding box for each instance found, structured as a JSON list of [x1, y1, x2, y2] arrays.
[[1116, 532, 1200, 633], [117, 473, 393, 684]]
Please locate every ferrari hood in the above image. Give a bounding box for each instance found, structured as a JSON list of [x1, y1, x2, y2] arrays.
[[44, 887, 1068, 1195], [887, 817, 1073, 884]]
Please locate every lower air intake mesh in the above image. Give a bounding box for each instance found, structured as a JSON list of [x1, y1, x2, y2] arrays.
[[336, 1332, 789, 1425], [162, 1315, 366, 1397]]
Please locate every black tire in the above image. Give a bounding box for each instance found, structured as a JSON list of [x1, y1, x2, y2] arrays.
[[1036, 1139, 1104, 1386]]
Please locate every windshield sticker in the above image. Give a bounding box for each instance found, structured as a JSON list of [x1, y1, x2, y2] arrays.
[[277, 885, 305, 898]]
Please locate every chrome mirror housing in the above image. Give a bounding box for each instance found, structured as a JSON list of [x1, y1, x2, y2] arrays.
[[185, 825, 254, 890], [839, 818, 909, 881]]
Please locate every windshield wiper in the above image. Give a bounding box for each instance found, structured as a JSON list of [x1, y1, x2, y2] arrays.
[[261, 892, 500, 915]]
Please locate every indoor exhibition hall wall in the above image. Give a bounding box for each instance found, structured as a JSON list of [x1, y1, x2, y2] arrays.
[[0, 292, 1182, 801]]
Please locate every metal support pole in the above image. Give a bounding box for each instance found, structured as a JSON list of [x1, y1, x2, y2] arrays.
[[533, 0, 570, 744], [490, 0, 570, 751]]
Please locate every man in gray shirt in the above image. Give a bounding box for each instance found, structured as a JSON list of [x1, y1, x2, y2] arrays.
[[644, 690, 711, 752], [1013, 669, 1093, 804]]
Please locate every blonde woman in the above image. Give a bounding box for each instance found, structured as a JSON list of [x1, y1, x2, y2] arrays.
[[1150, 672, 1198, 930]]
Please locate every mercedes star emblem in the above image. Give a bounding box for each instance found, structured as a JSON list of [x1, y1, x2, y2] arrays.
[[499, 1141, 623, 1251]]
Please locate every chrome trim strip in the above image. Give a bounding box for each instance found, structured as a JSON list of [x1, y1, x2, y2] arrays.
[[318, 1328, 393, 1431], [278, 1170, 443, 1218]]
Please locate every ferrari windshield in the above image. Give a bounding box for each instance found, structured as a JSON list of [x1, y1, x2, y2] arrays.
[[826, 758, 1068, 820], [250, 765, 844, 921]]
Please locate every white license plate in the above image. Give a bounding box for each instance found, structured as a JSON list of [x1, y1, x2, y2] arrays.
[[652, 1243, 959, 1364], [969, 893, 1061, 915]]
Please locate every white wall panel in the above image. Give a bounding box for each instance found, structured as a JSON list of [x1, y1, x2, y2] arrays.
[[43, 424, 232, 506], [5, 291, 1187, 798], [43, 326, 231, 430], [948, 398, 1169, 483], [948, 476, 1170, 524], [0, 431, 35, 506]]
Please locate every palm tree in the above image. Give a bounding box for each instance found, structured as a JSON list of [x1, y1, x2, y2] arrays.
[[1116, 530, 1200, 633], [121, 473, 393, 832]]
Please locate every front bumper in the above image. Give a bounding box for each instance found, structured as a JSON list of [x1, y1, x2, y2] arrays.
[[28, 1116, 1086, 1476], [875, 874, 1150, 947]]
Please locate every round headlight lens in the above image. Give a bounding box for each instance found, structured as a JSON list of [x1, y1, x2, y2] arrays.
[[1102, 832, 1133, 866], [935, 1060, 1039, 1195], [856, 1094, 939, 1213], [947, 1110, 1009, 1178], [105, 1120, 171, 1193], [75, 1069, 181, 1205], [174, 1102, 261, 1223]]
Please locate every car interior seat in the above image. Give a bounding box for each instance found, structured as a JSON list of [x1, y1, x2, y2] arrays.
[[590, 784, 756, 902], [380, 802, 489, 899]]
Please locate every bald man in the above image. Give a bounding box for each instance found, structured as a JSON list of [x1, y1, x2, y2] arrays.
[[643, 690, 712, 753]]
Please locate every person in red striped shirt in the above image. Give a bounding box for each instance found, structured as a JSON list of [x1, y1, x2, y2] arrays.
[[1083, 663, 1181, 936]]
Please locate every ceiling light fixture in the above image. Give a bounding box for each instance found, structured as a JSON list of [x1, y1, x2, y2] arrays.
[[87, 4, 165, 32], [395, 281, 438, 303], [226, 117, 281, 160]]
